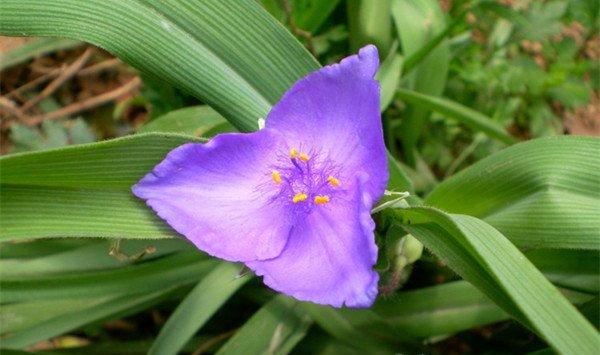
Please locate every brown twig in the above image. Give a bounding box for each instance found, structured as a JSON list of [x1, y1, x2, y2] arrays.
[[6, 58, 124, 100], [7, 89, 29, 106], [279, 0, 317, 57], [30, 60, 62, 75], [5, 69, 61, 99], [21, 48, 93, 112], [0, 96, 27, 120], [77, 58, 122, 76], [22, 77, 141, 126]]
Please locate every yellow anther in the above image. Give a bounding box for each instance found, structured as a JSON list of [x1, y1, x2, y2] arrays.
[[271, 170, 282, 184], [327, 175, 340, 187], [290, 148, 298, 159], [292, 192, 308, 203], [299, 153, 310, 162], [314, 195, 330, 205]]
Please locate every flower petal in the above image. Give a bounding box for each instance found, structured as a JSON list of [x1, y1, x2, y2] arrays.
[[246, 175, 379, 308], [265, 45, 388, 201], [132, 129, 293, 262]]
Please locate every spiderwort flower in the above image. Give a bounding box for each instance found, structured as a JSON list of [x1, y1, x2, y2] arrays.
[[133, 45, 388, 307]]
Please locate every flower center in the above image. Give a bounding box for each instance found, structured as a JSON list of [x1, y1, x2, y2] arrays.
[[267, 147, 342, 213]]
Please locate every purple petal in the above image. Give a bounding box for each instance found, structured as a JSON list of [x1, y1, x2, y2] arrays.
[[265, 45, 388, 201], [246, 175, 379, 308], [132, 129, 293, 262]]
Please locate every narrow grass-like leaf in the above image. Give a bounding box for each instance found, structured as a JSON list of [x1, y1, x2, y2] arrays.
[[149, 262, 250, 355], [395, 88, 518, 145], [0, 185, 175, 241], [373, 280, 591, 339], [1, 288, 181, 349], [394, 207, 599, 354], [426, 136, 600, 249], [0, 0, 319, 131], [373, 281, 509, 338], [527, 249, 599, 294], [386, 151, 414, 193], [0, 239, 191, 277], [391, 0, 449, 165], [216, 295, 312, 355], [347, 0, 393, 56], [0, 133, 198, 190], [1, 298, 106, 334], [376, 45, 403, 111], [294, 0, 342, 33], [260, 0, 341, 34], [0, 239, 90, 259], [0, 133, 199, 241], [401, 1, 473, 75], [1, 252, 213, 302], [300, 304, 399, 354], [138, 106, 232, 136]]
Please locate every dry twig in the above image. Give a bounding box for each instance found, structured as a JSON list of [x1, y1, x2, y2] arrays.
[[22, 76, 141, 126], [20, 48, 93, 112], [6, 57, 124, 100], [5, 69, 61, 100], [0, 96, 27, 120], [77, 58, 122, 76]]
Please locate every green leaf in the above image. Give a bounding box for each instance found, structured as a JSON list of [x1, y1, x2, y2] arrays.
[[386, 151, 414, 193], [1, 288, 181, 349], [216, 295, 312, 355], [300, 304, 398, 354], [0, 133, 199, 190], [260, 0, 341, 34], [395, 88, 518, 145], [373, 281, 509, 338], [1, 298, 106, 334], [347, 0, 393, 56], [373, 280, 592, 339], [138, 105, 233, 136], [426, 136, 600, 249], [1, 251, 213, 302], [0, 0, 319, 132], [0, 133, 199, 241], [391, 0, 449, 165], [376, 45, 403, 111], [0, 239, 190, 277], [401, 1, 472, 75], [527, 249, 599, 294], [0, 239, 90, 259], [149, 262, 250, 355], [0, 37, 81, 70], [293, 0, 342, 33], [393, 206, 599, 354]]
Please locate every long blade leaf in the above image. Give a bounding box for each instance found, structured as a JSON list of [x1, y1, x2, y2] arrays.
[[0, 0, 319, 131], [426, 136, 600, 249], [149, 262, 250, 355], [393, 206, 599, 353]]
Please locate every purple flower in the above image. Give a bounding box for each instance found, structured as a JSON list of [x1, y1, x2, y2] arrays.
[[133, 45, 388, 307]]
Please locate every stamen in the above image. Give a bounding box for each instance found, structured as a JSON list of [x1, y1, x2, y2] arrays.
[[327, 175, 340, 187], [290, 148, 298, 159], [271, 170, 282, 184], [314, 195, 330, 205], [292, 192, 308, 203], [299, 153, 310, 162]]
